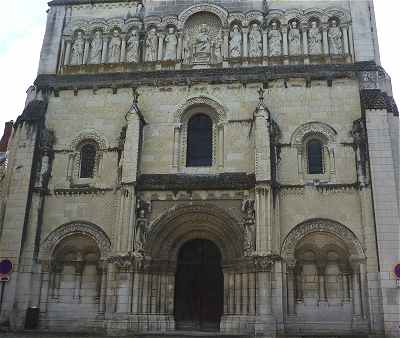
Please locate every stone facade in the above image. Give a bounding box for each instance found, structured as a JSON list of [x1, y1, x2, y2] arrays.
[[0, 1, 399, 337]]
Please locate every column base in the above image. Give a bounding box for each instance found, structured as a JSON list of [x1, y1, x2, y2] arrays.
[[106, 314, 175, 335], [220, 314, 256, 334], [254, 315, 276, 337], [351, 315, 369, 332]]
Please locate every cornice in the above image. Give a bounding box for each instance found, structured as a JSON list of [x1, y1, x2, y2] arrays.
[[35, 62, 378, 92], [48, 0, 133, 6]]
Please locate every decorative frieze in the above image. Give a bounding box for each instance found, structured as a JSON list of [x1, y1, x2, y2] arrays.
[[60, 4, 353, 72]]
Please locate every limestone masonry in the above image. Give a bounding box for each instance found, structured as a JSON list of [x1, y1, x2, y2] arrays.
[[0, 1, 399, 337]]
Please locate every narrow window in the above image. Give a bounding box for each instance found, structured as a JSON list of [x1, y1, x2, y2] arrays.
[[80, 143, 97, 178], [186, 114, 213, 167], [307, 139, 324, 174]]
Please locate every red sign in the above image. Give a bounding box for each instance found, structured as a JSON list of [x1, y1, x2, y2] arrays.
[[394, 263, 400, 279]]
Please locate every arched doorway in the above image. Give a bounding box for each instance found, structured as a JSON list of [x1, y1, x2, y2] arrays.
[[174, 239, 223, 331]]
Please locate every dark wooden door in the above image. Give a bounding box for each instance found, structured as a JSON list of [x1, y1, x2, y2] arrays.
[[175, 239, 223, 331]]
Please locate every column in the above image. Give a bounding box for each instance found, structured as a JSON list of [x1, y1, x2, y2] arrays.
[[348, 25, 354, 61], [120, 34, 127, 63], [157, 33, 165, 61], [322, 24, 329, 56], [83, 38, 90, 64], [302, 25, 309, 64], [131, 270, 140, 313], [287, 265, 296, 315], [64, 39, 72, 66], [217, 123, 224, 169], [223, 29, 229, 65], [98, 263, 107, 313], [351, 262, 362, 317], [106, 262, 117, 314], [262, 29, 268, 65], [282, 25, 289, 64], [257, 270, 272, 316], [39, 264, 50, 314], [172, 124, 181, 169], [101, 34, 109, 64], [73, 261, 84, 302], [242, 27, 249, 59], [177, 31, 183, 61], [295, 265, 303, 301], [317, 263, 327, 302], [342, 26, 350, 56]]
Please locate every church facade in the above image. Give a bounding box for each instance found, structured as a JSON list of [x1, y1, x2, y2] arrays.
[[0, 1, 399, 337]]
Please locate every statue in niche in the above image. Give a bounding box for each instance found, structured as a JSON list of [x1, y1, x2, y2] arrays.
[[134, 198, 152, 257], [134, 2, 144, 16], [109, 29, 121, 63], [89, 31, 103, 64], [268, 21, 282, 57], [145, 28, 158, 62], [328, 20, 343, 55], [249, 23, 262, 58], [194, 24, 211, 55], [308, 21, 322, 55], [241, 195, 256, 256], [70, 31, 85, 65], [288, 21, 301, 56], [126, 29, 140, 63], [212, 30, 224, 64], [164, 27, 178, 61], [182, 34, 192, 64], [229, 25, 242, 58]]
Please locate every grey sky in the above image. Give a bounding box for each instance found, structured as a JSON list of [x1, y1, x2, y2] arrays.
[[0, 1, 398, 129]]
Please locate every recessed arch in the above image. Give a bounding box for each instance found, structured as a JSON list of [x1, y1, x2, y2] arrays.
[[39, 221, 112, 262], [281, 219, 365, 265], [146, 204, 244, 263]]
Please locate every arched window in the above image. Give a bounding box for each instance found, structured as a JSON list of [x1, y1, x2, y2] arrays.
[[186, 114, 213, 167], [307, 139, 324, 174], [80, 143, 97, 178]]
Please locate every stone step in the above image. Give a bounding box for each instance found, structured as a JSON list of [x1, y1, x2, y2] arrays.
[[136, 333, 249, 338]]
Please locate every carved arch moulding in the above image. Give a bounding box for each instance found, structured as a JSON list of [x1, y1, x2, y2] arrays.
[[178, 4, 229, 29], [280, 219, 365, 265], [290, 122, 337, 148], [70, 129, 108, 151], [174, 95, 228, 124], [39, 222, 112, 261], [146, 204, 244, 262]]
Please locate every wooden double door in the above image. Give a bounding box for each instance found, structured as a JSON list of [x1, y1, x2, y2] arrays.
[[174, 239, 223, 331]]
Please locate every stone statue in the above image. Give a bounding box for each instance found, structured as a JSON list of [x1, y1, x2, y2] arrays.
[[249, 23, 262, 58], [288, 21, 301, 56], [70, 31, 85, 65], [229, 25, 242, 58], [134, 2, 144, 16], [194, 24, 211, 55], [328, 20, 343, 55], [241, 196, 256, 256], [212, 30, 223, 63], [134, 198, 152, 256], [308, 21, 322, 55], [145, 28, 158, 62], [126, 29, 140, 63], [268, 22, 282, 57], [109, 30, 121, 63], [89, 31, 103, 64], [164, 27, 178, 61]]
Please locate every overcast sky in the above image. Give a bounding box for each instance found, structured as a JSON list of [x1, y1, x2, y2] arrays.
[[0, 1, 399, 130]]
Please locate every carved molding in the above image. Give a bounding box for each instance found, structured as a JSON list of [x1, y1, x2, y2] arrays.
[[70, 129, 108, 150], [178, 3, 229, 29], [281, 219, 365, 263], [175, 95, 227, 123], [146, 204, 244, 261], [39, 222, 112, 261], [291, 122, 337, 147]]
